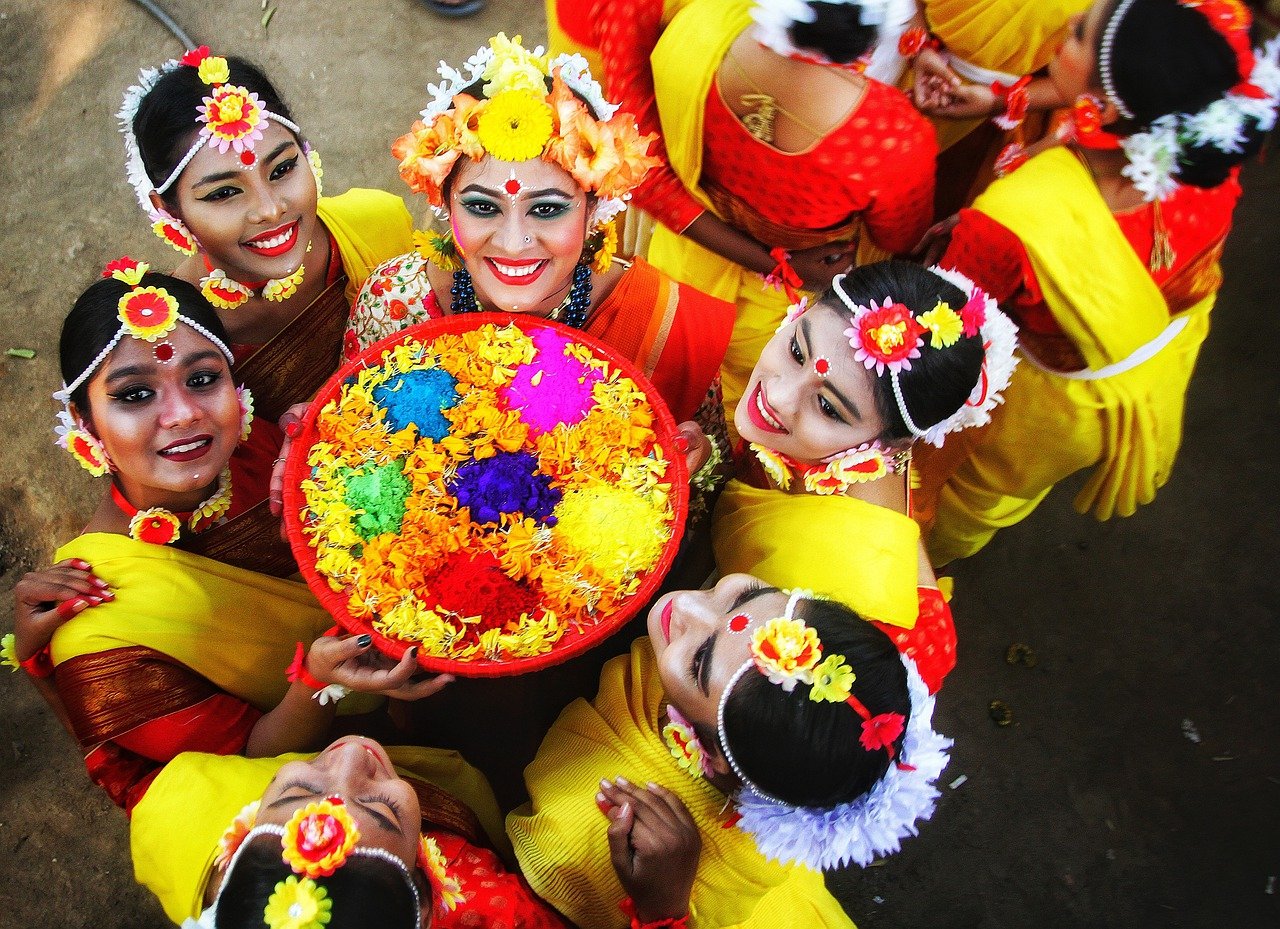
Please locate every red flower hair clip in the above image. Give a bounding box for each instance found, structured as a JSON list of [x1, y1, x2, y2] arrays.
[[281, 796, 360, 878], [846, 694, 906, 759], [844, 298, 926, 375]]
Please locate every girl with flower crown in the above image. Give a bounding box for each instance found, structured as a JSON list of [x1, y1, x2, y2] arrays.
[[538, 0, 939, 437], [345, 34, 735, 429], [913, 0, 1279, 566], [121, 49, 414, 525], [9, 265, 452, 816], [507, 574, 952, 928], [129, 736, 572, 928], [710, 260, 1017, 683]]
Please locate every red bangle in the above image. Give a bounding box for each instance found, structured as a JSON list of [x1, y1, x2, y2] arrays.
[[285, 641, 327, 691], [898, 26, 941, 59], [619, 898, 689, 929], [20, 646, 54, 679]]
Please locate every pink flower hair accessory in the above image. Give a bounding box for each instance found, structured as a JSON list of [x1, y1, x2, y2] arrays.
[[840, 296, 925, 376]]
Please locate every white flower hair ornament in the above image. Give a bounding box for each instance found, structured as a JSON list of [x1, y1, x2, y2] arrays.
[[716, 591, 952, 871], [119, 47, 320, 256], [831, 269, 1018, 448]]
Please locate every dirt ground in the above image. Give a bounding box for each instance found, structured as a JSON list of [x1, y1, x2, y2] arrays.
[[1, 2, 1277, 927]]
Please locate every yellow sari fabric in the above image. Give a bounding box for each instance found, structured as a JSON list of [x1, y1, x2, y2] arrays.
[[917, 0, 1090, 151], [712, 480, 920, 628], [507, 640, 855, 929], [318, 188, 415, 306], [921, 149, 1217, 563], [132, 747, 506, 924], [51, 534, 332, 712]]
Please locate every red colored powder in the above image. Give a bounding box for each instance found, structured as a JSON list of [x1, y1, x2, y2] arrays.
[[423, 551, 540, 633]]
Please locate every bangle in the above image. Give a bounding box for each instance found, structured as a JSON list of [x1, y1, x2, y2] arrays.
[[619, 898, 689, 929], [990, 75, 1032, 130], [898, 26, 941, 59], [285, 641, 327, 691], [21, 646, 55, 679]]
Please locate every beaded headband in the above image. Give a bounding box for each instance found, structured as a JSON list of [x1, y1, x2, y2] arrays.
[[53, 258, 234, 405], [120, 47, 313, 256], [826, 267, 1018, 448], [715, 592, 952, 870], [212, 796, 425, 929], [1098, 0, 1141, 120], [392, 33, 660, 228]]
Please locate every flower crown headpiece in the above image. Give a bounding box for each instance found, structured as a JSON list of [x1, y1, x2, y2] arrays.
[[1098, 0, 1280, 201], [119, 47, 318, 255], [208, 794, 459, 929], [392, 34, 661, 228], [715, 591, 952, 871], [824, 266, 1018, 448], [52, 258, 238, 476]]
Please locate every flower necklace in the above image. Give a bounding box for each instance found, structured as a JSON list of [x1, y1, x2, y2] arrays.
[[110, 467, 233, 545], [449, 262, 593, 328], [199, 242, 312, 310], [750, 442, 910, 495]]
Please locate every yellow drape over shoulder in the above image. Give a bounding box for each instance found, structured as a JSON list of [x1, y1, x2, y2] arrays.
[[52, 534, 331, 712], [974, 147, 1173, 370], [712, 480, 920, 628], [132, 747, 505, 924], [507, 640, 854, 928], [924, 0, 1088, 76], [318, 188, 415, 305]]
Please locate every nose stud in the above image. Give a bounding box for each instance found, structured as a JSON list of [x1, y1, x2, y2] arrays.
[[524, 236, 531, 244]]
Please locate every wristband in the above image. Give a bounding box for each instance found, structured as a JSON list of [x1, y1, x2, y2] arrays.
[[619, 898, 689, 929], [20, 647, 55, 679], [898, 26, 941, 59], [285, 641, 327, 691], [991, 75, 1032, 130]]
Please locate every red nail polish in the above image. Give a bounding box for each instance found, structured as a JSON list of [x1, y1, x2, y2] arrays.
[[285, 421, 302, 438], [674, 434, 690, 454]]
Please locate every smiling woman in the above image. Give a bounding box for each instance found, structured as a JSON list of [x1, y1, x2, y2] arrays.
[[348, 34, 734, 426], [124, 47, 414, 428]]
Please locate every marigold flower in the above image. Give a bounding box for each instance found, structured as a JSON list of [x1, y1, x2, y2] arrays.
[[281, 798, 360, 878], [916, 301, 964, 349], [475, 89, 555, 162], [750, 617, 822, 690]]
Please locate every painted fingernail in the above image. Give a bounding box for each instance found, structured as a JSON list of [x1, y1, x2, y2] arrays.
[[91, 577, 110, 589], [357, 634, 373, 648], [100, 591, 115, 601], [87, 595, 103, 605], [71, 559, 92, 570], [616, 776, 631, 787], [674, 434, 690, 454], [600, 778, 612, 790], [285, 421, 302, 438], [408, 646, 418, 657], [596, 791, 608, 806], [646, 781, 659, 790]]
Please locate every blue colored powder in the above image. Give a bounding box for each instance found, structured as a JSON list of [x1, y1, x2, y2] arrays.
[[450, 451, 561, 525], [373, 368, 459, 439]]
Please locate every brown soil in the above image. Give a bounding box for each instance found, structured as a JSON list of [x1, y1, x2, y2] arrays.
[[1, 3, 1277, 928]]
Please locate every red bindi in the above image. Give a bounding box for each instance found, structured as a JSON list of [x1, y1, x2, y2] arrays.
[[504, 177, 522, 196], [153, 342, 175, 363], [814, 357, 831, 376], [240, 150, 256, 167], [728, 613, 750, 633]]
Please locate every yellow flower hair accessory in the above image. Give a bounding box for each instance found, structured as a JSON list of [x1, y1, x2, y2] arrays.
[[585, 219, 618, 275], [281, 797, 360, 878], [414, 228, 464, 272], [263, 875, 332, 929], [809, 654, 856, 704], [750, 616, 822, 691], [418, 835, 465, 914], [916, 301, 963, 349], [395, 35, 659, 223], [1, 633, 18, 672]]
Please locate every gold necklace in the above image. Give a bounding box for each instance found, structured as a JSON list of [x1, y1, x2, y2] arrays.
[[725, 51, 845, 143]]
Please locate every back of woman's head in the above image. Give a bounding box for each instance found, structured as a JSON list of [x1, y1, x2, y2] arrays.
[[1106, 0, 1268, 186], [720, 598, 909, 807], [133, 57, 296, 197], [788, 1, 880, 63], [824, 260, 984, 444], [215, 838, 424, 929], [59, 271, 229, 411]]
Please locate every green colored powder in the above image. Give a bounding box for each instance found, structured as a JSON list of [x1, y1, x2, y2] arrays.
[[343, 460, 411, 541]]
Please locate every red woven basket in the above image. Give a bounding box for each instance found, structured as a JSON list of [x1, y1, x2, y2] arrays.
[[282, 313, 690, 677]]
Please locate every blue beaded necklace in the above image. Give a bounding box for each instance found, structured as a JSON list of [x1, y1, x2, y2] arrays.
[[450, 261, 593, 329]]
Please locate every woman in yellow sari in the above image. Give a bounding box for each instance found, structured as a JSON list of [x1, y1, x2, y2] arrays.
[[9, 267, 441, 813], [915, 0, 1278, 564], [508, 575, 952, 928]]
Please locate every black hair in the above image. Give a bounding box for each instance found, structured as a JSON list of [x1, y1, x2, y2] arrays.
[[1105, 0, 1268, 187], [820, 260, 984, 445], [720, 598, 910, 807], [214, 837, 426, 928], [59, 270, 231, 412], [788, 1, 880, 64], [133, 57, 299, 207]]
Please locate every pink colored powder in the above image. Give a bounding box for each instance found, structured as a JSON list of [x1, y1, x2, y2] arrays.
[[500, 328, 601, 436]]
